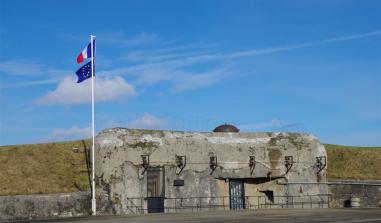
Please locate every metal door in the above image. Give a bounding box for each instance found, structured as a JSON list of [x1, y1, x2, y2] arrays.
[[229, 179, 245, 210], [147, 167, 165, 213]]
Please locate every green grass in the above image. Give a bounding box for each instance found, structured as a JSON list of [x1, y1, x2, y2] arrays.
[[0, 140, 380, 195], [325, 144, 381, 180]]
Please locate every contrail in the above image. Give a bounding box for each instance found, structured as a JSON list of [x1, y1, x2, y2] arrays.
[[4, 30, 381, 88], [227, 30, 381, 58]]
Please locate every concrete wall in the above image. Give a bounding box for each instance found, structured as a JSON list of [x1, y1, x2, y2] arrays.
[[329, 180, 381, 208], [0, 191, 90, 222], [95, 128, 328, 214]]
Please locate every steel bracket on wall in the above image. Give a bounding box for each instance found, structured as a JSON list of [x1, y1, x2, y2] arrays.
[[209, 155, 218, 174], [249, 156, 255, 175], [141, 155, 150, 175], [175, 155, 186, 175], [284, 156, 294, 174], [316, 156, 327, 174]]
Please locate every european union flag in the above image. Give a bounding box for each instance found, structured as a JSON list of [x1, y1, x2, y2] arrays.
[[75, 61, 94, 83]]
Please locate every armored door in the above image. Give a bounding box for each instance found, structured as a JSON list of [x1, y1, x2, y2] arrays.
[[229, 179, 245, 210], [147, 167, 165, 213]]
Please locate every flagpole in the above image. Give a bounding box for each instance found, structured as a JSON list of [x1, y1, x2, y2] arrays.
[[90, 34, 96, 215]]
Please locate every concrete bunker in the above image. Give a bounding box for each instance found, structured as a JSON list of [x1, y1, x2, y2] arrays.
[[95, 127, 328, 214]]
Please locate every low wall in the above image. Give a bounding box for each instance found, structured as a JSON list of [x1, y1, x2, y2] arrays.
[[328, 180, 381, 208], [0, 191, 90, 222], [1, 180, 380, 221]]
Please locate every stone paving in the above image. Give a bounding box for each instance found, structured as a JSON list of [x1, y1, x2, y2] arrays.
[[18, 208, 381, 223]]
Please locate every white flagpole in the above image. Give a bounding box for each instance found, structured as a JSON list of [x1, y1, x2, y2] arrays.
[[90, 34, 96, 215]]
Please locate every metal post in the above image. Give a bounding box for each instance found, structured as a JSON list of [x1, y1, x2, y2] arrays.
[[257, 196, 259, 209], [310, 195, 312, 208]]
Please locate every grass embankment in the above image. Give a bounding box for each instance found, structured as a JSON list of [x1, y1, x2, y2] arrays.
[[325, 144, 381, 180], [0, 140, 91, 195], [0, 141, 380, 195]]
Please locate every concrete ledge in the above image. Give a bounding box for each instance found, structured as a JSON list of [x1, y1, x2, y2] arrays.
[[0, 191, 90, 222], [328, 179, 381, 185]]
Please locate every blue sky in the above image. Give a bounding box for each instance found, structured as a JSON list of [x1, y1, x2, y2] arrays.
[[0, 0, 380, 146]]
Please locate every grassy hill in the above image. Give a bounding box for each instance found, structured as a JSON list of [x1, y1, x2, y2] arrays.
[[0, 140, 380, 195], [325, 144, 381, 180], [0, 140, 91, 196]]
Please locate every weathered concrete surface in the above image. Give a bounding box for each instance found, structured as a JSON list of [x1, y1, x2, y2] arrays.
[[19, 208, 381, 223], [0, 192, 90, 222], [95, 128, 328, 214], [329, 180, 381, 208]]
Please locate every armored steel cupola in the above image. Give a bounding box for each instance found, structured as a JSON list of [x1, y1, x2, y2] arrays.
[[213, 123, 239, 133]]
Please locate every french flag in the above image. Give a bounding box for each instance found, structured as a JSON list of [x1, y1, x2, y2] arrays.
[[76, 40, 95, 64]]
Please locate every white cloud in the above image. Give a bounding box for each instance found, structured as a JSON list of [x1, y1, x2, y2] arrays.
[[0, 60, 44, 76], [0, 78, 58, 88], [98, 61, 234, 93], [102, 32, 160, 47], [171, 68, 231, 92], [128, 113, 166, 130], [95, 30, 381, 94], [50, 126, 92, 141], [121, 42, 218, 63], [0, 60, 73, 88], [239, 119, 310, 133], [131, 66, 178, 86], [130, 65, 233, 93], [3, 30, 380, 92], [239, 119, 286, 131], [37, 76, 136, 105]]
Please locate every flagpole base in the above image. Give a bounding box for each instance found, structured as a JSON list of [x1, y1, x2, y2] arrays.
[[91, 197, 96, 215]]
